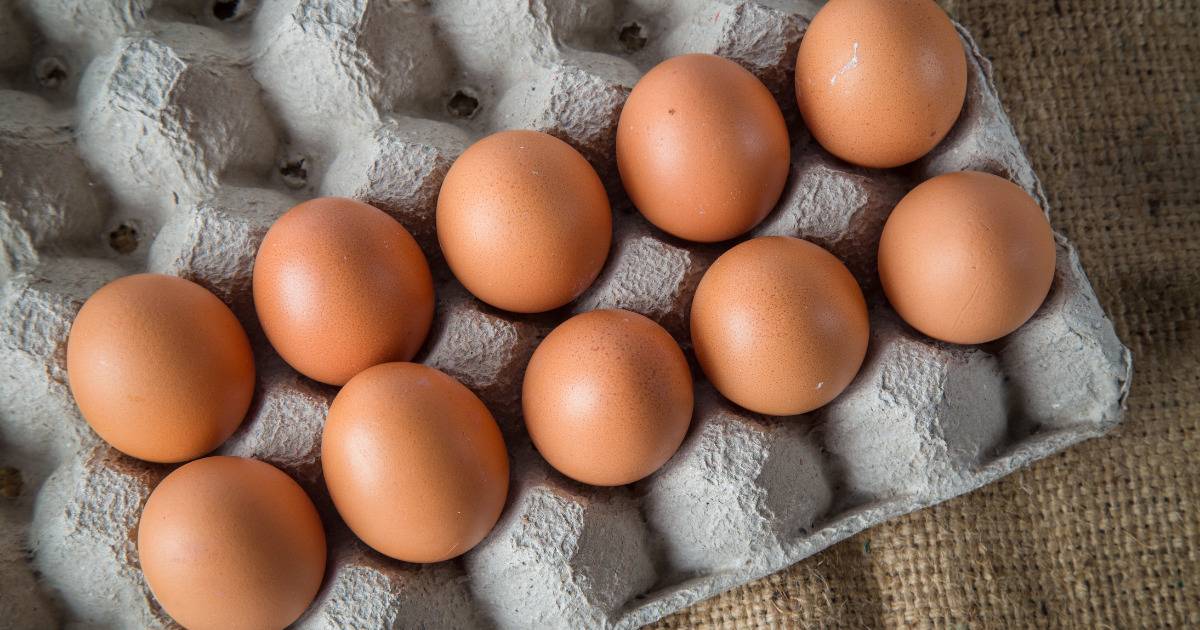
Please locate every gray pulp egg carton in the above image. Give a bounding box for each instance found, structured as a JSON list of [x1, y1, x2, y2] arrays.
[[0, 0, 1132, 628]]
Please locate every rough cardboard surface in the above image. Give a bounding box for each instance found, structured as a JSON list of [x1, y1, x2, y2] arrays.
[[466, 445, 658, 630], [822, 311, 1008, 502], [295, 531, 485, 630], [644, 387, 833, 575], [0, 1, 1130, 628], [655, 2, 1194, 624], [30, 446, 171, 629]]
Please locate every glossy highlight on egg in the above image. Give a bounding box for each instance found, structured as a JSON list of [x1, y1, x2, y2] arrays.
[[437, 130, 613, 313], [252, 196, 435, 386], [878, 170, 1056, 344], [691, 237, 870, 416], [66, 273, 255, 463], [795, 0, 967, 168], [617, 53, 790, 242], [137, 456, 326, 630], [322, 362, 510, 563], [522, 309, 694, 486]]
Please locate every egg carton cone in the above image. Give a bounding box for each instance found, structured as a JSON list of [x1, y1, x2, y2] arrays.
[[0, 0, 1131, 628]]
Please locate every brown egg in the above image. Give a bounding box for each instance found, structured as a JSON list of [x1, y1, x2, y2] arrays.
[[522, 309, 693, 486], [795, 0, 967, 168], [617, 54, 790, 242], [66, 274, 254, 463], [138, 456, 326, 630], [253, 197, 434, 385], [691, 237, 869, 416], [878, 171, 1056, 344], [437, 130, 612, 313], [322, 363, 509, 563]]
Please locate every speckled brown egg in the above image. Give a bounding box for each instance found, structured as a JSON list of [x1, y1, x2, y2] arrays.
[[795, 0, 967, 168], [691, 237, 869, 416], [138, 456, 326, 630], [522, 309, 693, 486], [322, 362, 509, 563], [617, 53, 790, 242], [437, 130, 612, 313], [66, 274, 254, 463], [878, 171, 1056, 344], [253, 197, 434, 386]]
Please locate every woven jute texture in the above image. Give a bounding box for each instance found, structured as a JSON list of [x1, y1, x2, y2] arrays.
[[654, 1, 1200, 627]]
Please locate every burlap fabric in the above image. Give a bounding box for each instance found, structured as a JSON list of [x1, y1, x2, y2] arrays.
[[655, 1, 1199, 627]]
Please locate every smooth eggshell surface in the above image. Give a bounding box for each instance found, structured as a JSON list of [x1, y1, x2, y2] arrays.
[[137, 456, 327, 630], [617, 53, 790, 242], [437, 130, 612, 313], [795, 0, 967, 168], [322, 362, 509, 563], [66, 274, 254, 463], [878, 171, 1056, 344], [691, 237, 869, 416], [252, 197, 435, 386], [523, 309, 693, 486]]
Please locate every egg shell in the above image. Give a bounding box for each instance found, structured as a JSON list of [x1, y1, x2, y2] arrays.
[[617, 53, 790, 243], [878, 171, 1056, 344], [66, 273, 255, 463], [252, 196, 435, 386], [522, 309, 693, 486], [321, 362, 509, 563], [137, 456, 327, 630], [795, 0, 967, 168], [436, 130, 612, 314], [690, 236, 869, 416]]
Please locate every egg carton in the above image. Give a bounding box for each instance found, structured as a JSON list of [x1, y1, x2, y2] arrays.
[[0, 0, 1132, 628]]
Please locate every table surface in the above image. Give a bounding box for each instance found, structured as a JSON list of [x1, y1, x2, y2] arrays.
[[654, 0, 1200, 627]]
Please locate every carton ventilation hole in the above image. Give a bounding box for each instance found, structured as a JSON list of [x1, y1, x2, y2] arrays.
[[212, 0, 239, 20], [448, 91, 479, 118], [108, 223, 139, 255], [619, 22, 647, 53]]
